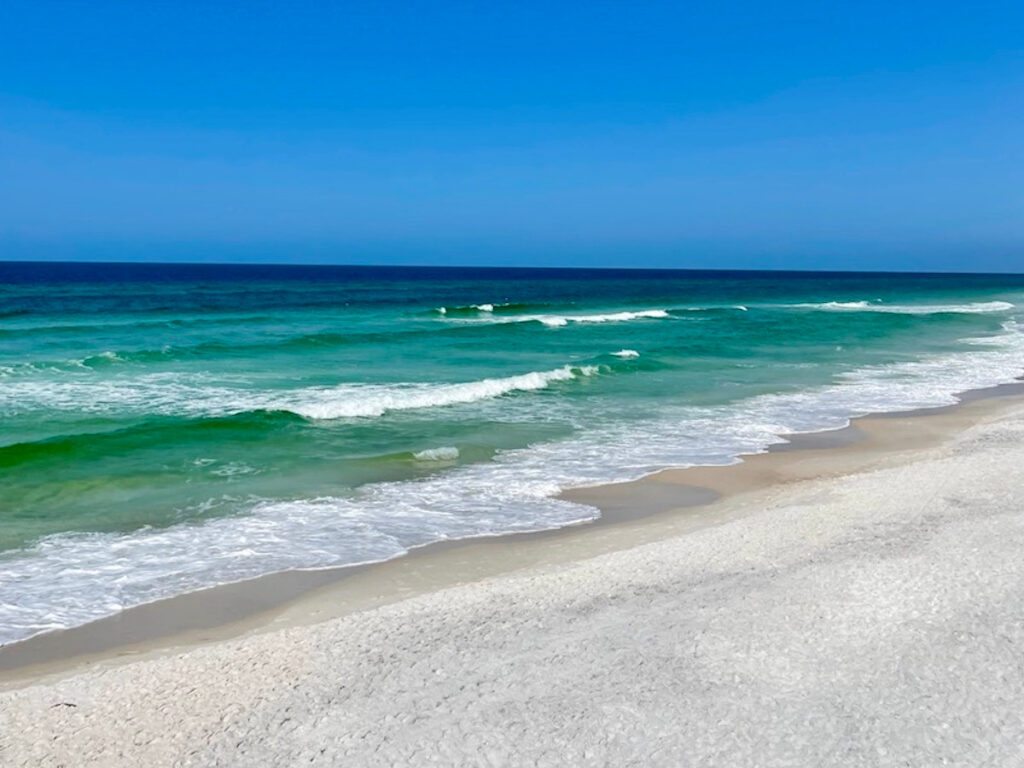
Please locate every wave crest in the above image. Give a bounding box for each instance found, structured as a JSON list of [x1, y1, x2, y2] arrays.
[[448, 308, 671, 327], [289, 365, 600, 420], [790, 300, 1014, 315], [0, 365, 603, 421], [433, 302, 527, 316], [413, 446, 460, 461]]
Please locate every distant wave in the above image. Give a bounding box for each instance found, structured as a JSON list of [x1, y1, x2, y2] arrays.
[[451, 308, 671, 327], [789, 300, 1014, 315], [669, 305, 749, 314], [433, 302, 532, 316], [2, 315, 626, 377], [5, 307, 672, 373], [537, 309, 669, 327], [611, 349, 640, 358]]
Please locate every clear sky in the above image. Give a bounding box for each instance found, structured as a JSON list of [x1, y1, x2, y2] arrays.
[[1, 1, 1022, 271]]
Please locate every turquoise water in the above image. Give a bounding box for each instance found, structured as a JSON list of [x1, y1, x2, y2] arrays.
[[2, 263, 1024, 644]]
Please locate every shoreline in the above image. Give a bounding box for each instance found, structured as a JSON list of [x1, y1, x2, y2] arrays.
[[3, 378, 1024, 687], [6, 384, 1024, 764]]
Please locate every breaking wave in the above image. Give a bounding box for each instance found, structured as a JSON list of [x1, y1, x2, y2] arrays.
[[433, 302, 532, 316], [0, 365, 603, 421], [450, 309, 671, 327], [790, 300, 1014, 315], [412, 446, 460, 461], [284, 365, 600, 420]]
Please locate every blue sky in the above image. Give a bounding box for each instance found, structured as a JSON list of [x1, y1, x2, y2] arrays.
[[1, 1, 1022, 270]]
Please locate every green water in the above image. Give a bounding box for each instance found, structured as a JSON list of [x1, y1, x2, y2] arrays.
[[1, 262, 1023, 643]]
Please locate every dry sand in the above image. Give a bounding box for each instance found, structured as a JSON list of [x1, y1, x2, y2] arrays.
[[3, 396, 1024, 766]]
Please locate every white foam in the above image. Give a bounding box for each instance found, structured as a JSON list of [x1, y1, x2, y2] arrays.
[[677, 305, 748, 313], [413, 446, 460, 461], [434, 302, 511, 314], [3, 325, 1024, 646], [611, 349, 640, 358], [547, 309, 669, 326], [210, 461, 260, 477], [791, 300, 1014, 315], [470, 309, 670, 327], [0, 365, 601, 421], [286, 366, 599, 420]]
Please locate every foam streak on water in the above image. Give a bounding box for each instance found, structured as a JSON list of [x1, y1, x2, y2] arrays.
[[0, 365, 601, 420]]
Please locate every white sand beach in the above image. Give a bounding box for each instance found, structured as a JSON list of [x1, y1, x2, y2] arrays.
[[4, 398, 1024, 766]]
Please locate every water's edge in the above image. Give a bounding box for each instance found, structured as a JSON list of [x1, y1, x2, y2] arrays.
[[4, 377, 1022, 685]]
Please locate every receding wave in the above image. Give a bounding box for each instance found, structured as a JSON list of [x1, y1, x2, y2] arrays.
[[788, 300, 1015, 315]]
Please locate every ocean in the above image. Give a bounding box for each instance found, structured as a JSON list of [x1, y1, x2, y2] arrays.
[[2, 262, 1023, 645]]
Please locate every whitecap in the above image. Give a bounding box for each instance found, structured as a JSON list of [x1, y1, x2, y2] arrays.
[[438, 307, 670, 327], [0, 365, 602, 421], [525, 309, 669, 327], [790, 300, 1014, 315], [287, 365, 600, 420]]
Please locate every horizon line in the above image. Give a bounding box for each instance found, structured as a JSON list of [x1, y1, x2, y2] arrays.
[[2, 259, 1023, 278]]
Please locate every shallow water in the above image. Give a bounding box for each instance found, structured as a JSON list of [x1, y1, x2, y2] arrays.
[[2, 262, 1023, 643]]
